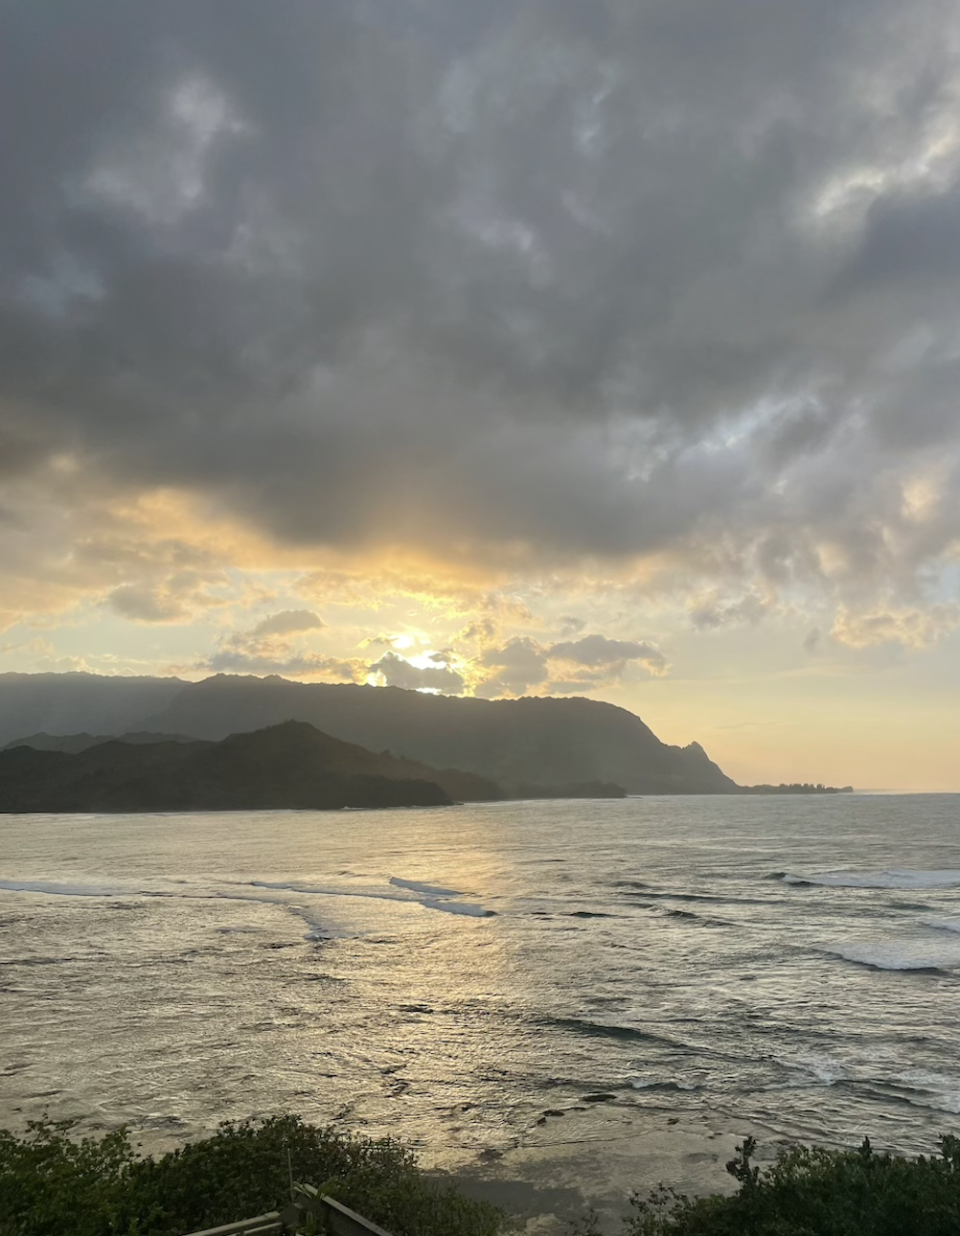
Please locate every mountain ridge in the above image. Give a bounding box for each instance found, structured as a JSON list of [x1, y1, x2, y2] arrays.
[[0, 671, 737, 794], [0, 721, 501, 813]]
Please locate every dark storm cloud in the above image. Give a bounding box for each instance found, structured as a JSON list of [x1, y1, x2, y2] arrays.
[[2, 0, 960, 595]]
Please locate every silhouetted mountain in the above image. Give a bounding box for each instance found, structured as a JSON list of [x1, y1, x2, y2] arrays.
[[0, 673, 737, 795], [0, 721, 488, 813], [2, 730, 194, 754], [3, 732, 115, 754], [0, 673, 184, 745], [138, 676, 736, 794], [2, 723, 502, 804]]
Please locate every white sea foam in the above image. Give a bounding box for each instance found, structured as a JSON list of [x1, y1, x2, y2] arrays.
[[420, 897, 494, 917], [629, 1073, 704, 1091], [825, 940, 960, 971], [250, 879, 362, 896], [0, 878, 129, 897], [213, 888, 355, 941], [786, 869, 960, 889], [390, 876, 463, 897], [889, 1069, 960, 1114], [248, 878, 493, 918], [249, 878, 411, 904], [923, 917, 960, 934], [779, 1052, 848, 1086]]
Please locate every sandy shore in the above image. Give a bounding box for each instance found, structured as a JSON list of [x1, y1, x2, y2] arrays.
[[428, 1101, 790, 1235]]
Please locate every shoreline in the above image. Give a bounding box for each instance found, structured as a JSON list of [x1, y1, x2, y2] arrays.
[[424, 1103, 789, 1235]]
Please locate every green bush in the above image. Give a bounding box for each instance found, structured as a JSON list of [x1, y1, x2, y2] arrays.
[[0, 1115, 503, 1236], [614, 1135, 960, 1236]]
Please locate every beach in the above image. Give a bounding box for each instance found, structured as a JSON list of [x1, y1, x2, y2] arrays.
[[437, 1104, 785, 1234]]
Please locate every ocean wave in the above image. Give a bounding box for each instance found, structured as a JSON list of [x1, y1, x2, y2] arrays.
[[250, 878, 380, 898], [823, 941, 958, 972], [390, 876, 463, 897], [777, 1052, 848, 1086], [884, 1070, 960, 1114], [663, 908, 730, 926], [248, 878, 494, 918], [539, 1015, 683, 1050], [629, 1075, 704, 1092], [0, 878, 130, 897], [285, 906, 357, 942], [785, 869, 960, 889], [632, 890, 780, 906], [923, 917, 960, 934], [838, 1077, 960, 1116], [420, 898, 495, 917]]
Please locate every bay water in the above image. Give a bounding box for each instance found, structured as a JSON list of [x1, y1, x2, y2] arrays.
[[2, 795, 959, 1166]]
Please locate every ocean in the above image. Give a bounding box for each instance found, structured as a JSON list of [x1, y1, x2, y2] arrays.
[[2, 795, 960, 1170]]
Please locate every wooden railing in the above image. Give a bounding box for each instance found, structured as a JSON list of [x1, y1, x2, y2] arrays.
[[183, 1216, 284, 1236], [181, 1189, 396, 1236], [307, 1195, 396, 1236]]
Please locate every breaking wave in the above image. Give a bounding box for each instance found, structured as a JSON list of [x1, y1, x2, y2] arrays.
[[389, 877, 463, 897], [249, 877, 494, 918], [823, 941, 960, 972], [0, 878, 137, 897], [539, 1015, 685, 1051], [785, 869, 960, 889]]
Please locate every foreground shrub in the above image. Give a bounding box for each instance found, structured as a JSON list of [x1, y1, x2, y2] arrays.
[[0, 1115, 502, 1236], [613, 1134, 960, 1236]]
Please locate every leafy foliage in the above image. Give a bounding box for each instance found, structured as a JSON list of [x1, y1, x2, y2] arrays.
[[0, 1115, 502, 1236], [617, 1134, 960, 1236]]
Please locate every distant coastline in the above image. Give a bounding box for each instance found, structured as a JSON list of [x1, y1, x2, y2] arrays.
[[0, 673, 855, 806], [738, 782, 854, 795]]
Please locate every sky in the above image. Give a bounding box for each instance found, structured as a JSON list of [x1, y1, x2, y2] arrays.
[[1, 1, 959, 790]]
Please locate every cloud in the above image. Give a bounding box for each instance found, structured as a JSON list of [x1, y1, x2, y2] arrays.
[[831, 604, 960, 651], [548, 634, 667, 674], [558, 615, 586, 637], [803, 627, 823, 654], [1, 0, 959, 652], [369, 650, 466, 694], [689, 592, 770, 631], [476, 631, 666, 696], [105, 558, 232, 624], [250, 609, 324, 637], [201, 608, 353, 680], [205, 647, 359, 679], [477, 636, 548, 696], [107, 583, 189, 623]]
